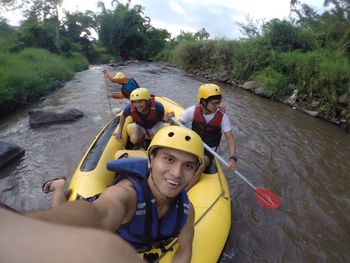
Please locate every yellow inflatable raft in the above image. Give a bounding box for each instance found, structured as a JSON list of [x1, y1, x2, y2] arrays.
[[67, 96, 231, 262]]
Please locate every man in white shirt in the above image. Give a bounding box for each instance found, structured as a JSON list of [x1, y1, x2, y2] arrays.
[[179, 83, 237, 190]]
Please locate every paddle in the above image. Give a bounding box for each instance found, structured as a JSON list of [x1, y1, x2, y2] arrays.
[[103, 71, 113, 113], [171, 117, 281, 209]]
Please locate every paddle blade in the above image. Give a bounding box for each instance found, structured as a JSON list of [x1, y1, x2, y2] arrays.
[[255, 188, 281, 209]]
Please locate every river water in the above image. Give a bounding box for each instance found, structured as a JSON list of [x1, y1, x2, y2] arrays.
[[0, 62, 349, 262]]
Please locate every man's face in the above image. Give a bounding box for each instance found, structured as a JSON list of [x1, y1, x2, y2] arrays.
[[132, 99, 148, 112], [206, 98, 221, 113], [149, 147, 198, 198]]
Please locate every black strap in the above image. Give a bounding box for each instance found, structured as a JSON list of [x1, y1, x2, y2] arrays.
[[141, 178, 184, 243], [141, 177, 153, 244], [172, 196, 184, 236]]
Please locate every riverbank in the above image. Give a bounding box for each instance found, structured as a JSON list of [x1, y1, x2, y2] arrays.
[[0, 48, 89, 116], [184, 66, 350, 133]]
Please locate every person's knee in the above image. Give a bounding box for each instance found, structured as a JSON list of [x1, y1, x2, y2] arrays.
[[130, 127, 145, 144], [130, 133, 143, 144]]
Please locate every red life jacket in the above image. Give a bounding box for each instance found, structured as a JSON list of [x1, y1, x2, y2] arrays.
[[192, 104, 225, 147], [130, 95, 158, 129]]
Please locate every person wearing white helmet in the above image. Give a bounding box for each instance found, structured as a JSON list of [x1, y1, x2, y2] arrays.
[[178, 83, 237, 190], [102, 70, 140, 99], [24, 126, 204, 263]]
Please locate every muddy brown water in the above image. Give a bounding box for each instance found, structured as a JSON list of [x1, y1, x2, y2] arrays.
[[0, 62, 349, 262]]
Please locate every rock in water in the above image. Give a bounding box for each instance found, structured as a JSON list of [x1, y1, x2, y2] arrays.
[[29, 109, 84, 127], [0, 141, 25, 168]]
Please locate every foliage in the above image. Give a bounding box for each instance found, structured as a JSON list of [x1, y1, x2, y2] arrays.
[[170, 37, 276, 81], [15, 17, 60, 53], [1, 0, 350, 119], [60, 10, 97, 60], [96, 2, 169, 60], [262, 19, 318, 52], [253, 67, 289, 100], [0, 0, 31, 12], [0, 48, 88, 115], [278, 50, 350, 100], [0, 17, 16, 50], [237, 15, 265, 38], [176, 28, 210, 42]]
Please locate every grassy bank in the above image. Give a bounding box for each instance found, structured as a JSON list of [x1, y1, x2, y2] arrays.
[[0, 48, 88, 115], [160, 39, 350, 129]]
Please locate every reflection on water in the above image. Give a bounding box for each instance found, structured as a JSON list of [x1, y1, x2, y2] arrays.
[[1, 63, 349, 262]]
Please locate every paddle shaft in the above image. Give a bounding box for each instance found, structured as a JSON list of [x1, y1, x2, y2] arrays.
[[103, 72, 113, 113], [171, 117, 256, 189]]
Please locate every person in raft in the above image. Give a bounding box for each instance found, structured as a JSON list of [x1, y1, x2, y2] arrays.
[[115, 87, 169, 148], [102, 70, 140, 99], [178, 83, 237, 190], [30, 125, 204, 263]]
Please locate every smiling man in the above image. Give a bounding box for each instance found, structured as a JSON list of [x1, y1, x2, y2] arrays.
[[115, 87, 166, 148], [28, 126, 204, 263]]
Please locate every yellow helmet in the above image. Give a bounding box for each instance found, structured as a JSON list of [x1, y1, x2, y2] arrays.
[[114, 71, 126, 79], [148, 125, 204, 163], [197, 83, 222, 102], [130, 87, 151, 101]]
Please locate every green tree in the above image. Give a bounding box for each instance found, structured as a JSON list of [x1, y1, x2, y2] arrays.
[[238, 15, 265, 38], [96, 1, 169, 60], [60, 10, 96, 58], [0, 0, 30, 12], [290, 0, 350, 55], [15, 0, 63, 53], [96, 1, 140, 57], [175, 28, 210, 42], [194, 28, 210, 40], [262, 19, 316, 52], [0, 17, 16, 51]]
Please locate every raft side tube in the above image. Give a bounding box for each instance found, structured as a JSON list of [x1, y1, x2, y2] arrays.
[[80, 116, 120, 172]]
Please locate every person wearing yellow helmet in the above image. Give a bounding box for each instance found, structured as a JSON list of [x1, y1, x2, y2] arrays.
[[178, 83, 237, 190], [23, 126, 203, 262], [102, 69, 140, 99], [115, 88, 167, 149]]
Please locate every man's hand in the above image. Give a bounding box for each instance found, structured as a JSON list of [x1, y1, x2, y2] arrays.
[[165, 111, 175, 123], [114, 131, 122, 140], [226, 159, 236, 171]]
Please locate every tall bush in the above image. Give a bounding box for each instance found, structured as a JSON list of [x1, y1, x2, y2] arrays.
[[0, 48, 88, 115]]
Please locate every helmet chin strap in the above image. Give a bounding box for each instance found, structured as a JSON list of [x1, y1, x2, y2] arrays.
[[201, 100, 210, 113], [142, 100, 151, 113]]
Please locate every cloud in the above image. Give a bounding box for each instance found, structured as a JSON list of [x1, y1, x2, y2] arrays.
[[151, 19, 197, 37], [4, 0, 326, 39], [139, 0, 325, 38], [130, 0, 233, 38], [169, 0, 186, 16]]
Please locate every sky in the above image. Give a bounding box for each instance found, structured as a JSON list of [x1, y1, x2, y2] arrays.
[[5, 0, 327, 39]]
